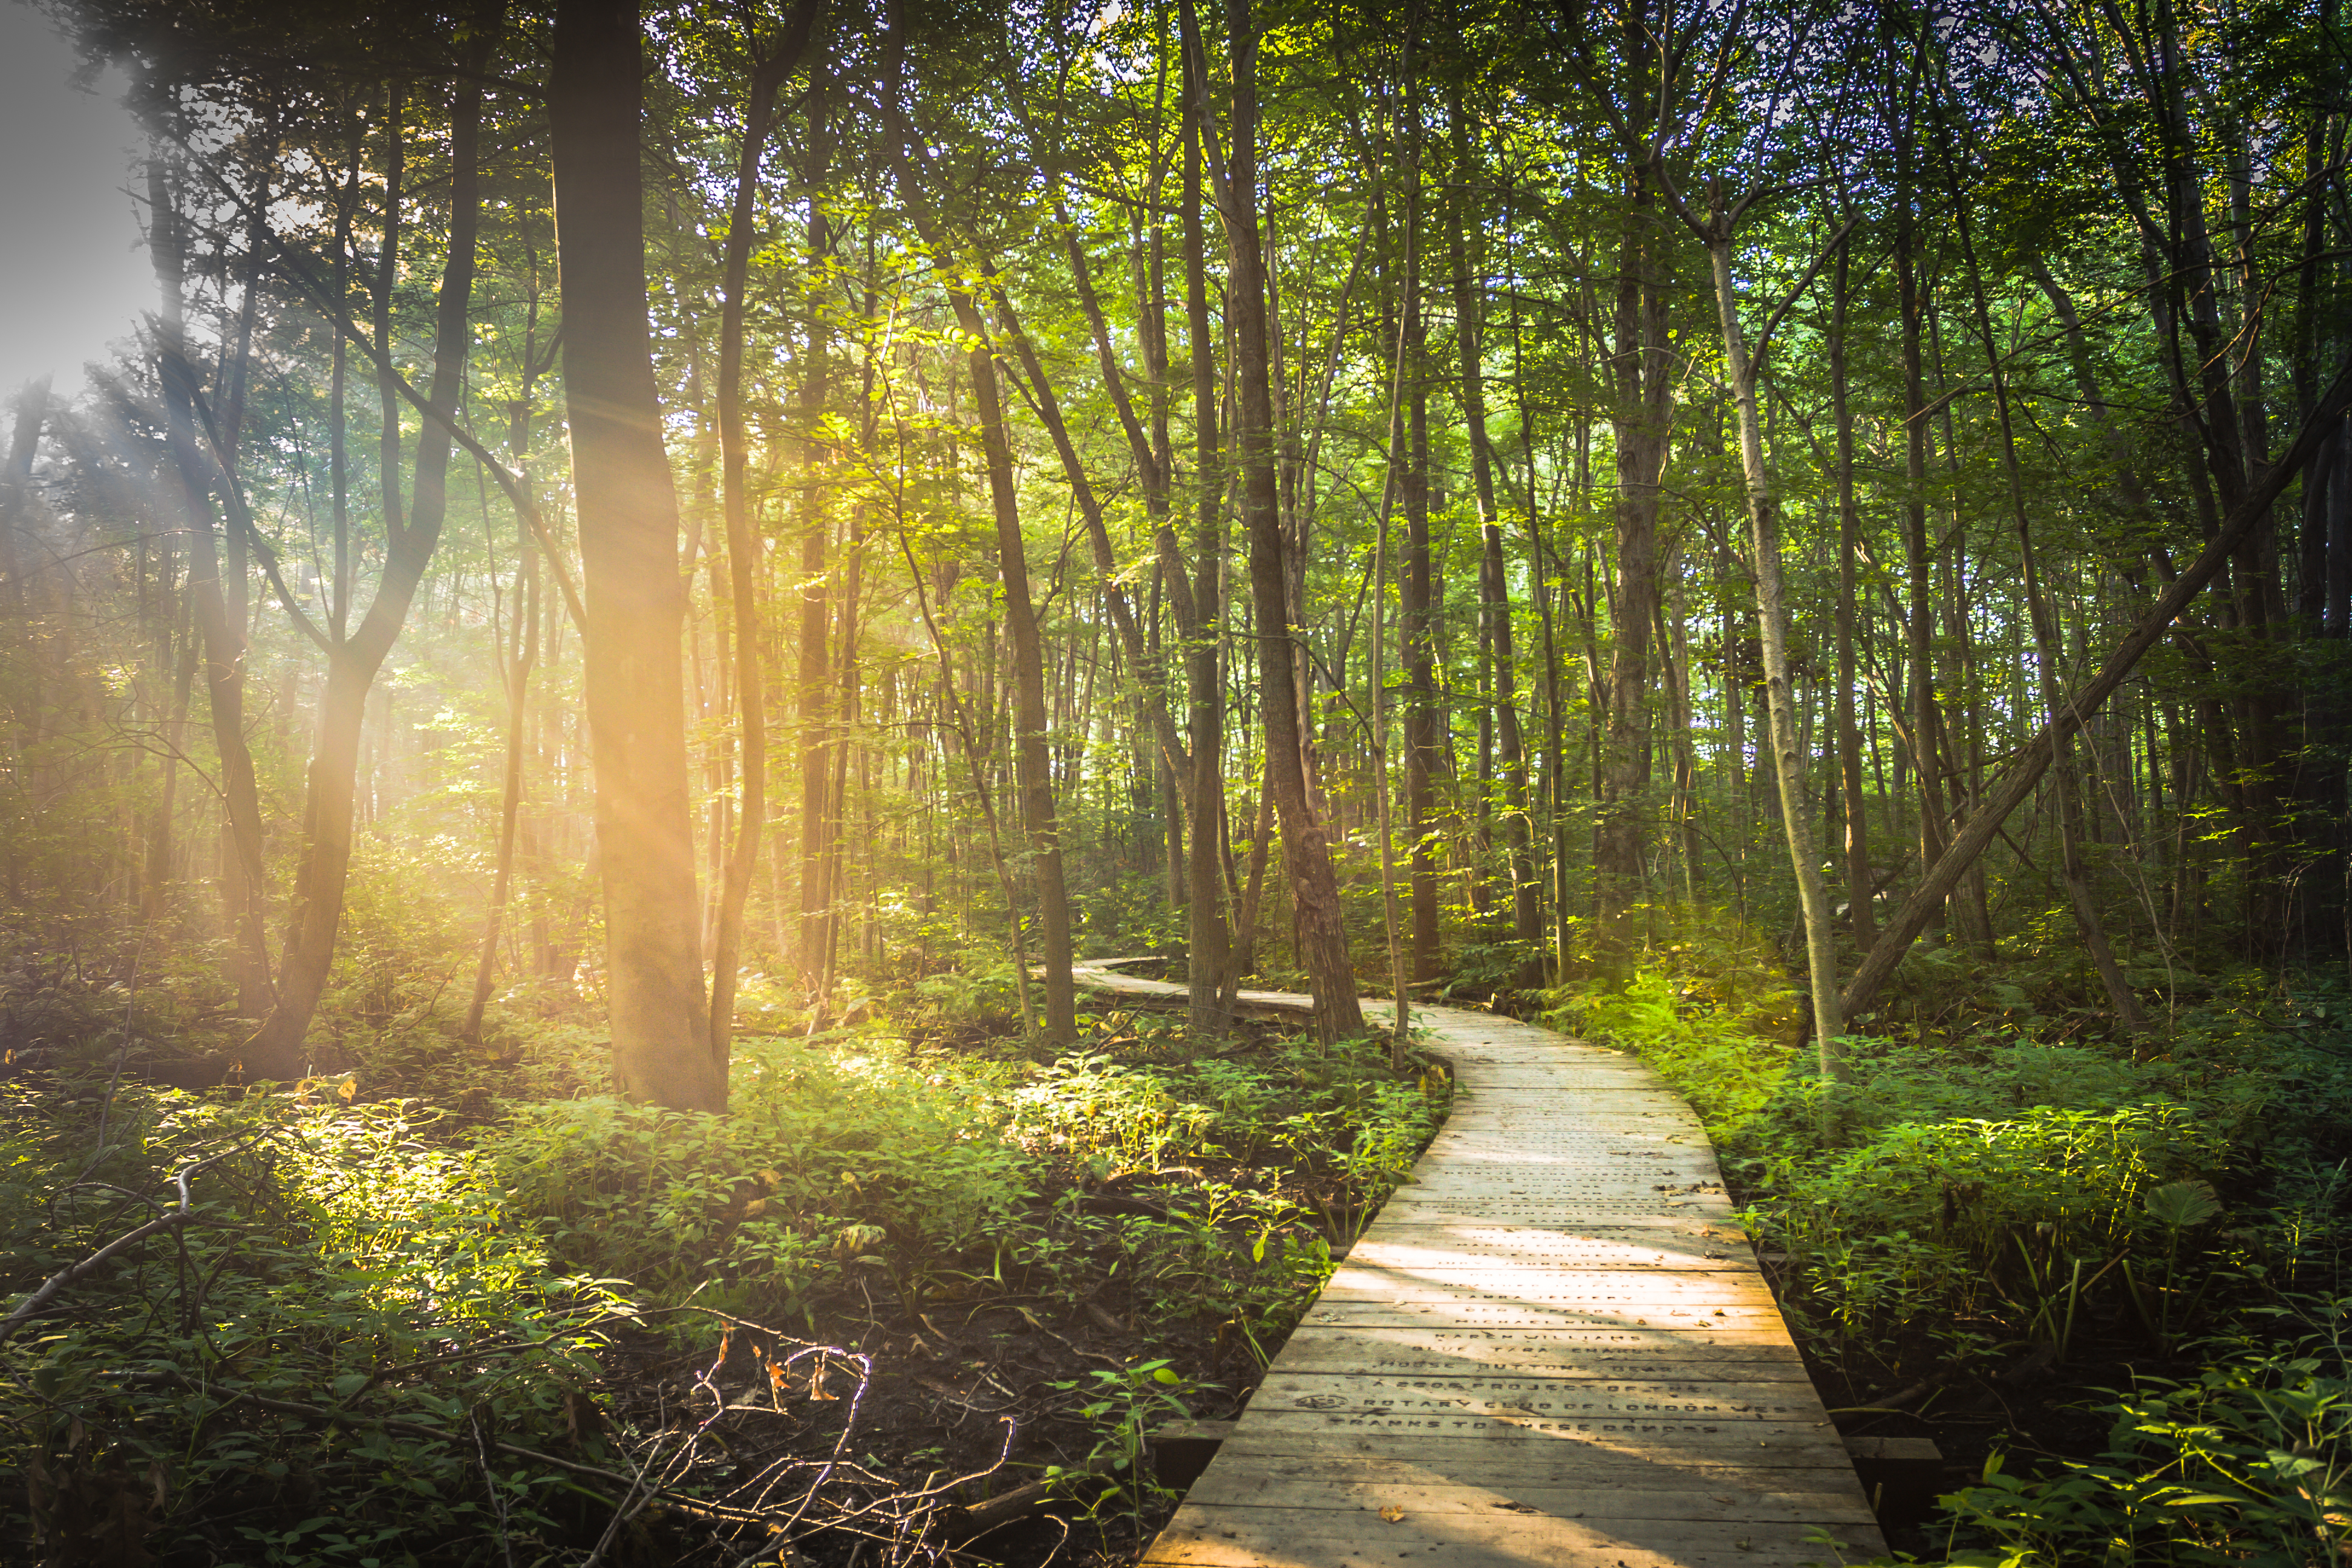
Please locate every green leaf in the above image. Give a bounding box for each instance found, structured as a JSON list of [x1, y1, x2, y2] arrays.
[[2145, 1180, 2221, 1229]]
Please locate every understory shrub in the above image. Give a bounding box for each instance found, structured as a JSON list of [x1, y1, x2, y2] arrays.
[[1932, 1298, 2352, 1566], [488, 1024, 1448, 1336], [2, 1083, 627, 1566]]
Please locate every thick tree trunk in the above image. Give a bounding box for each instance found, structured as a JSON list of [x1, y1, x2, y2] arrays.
[[551, 0, 722, 1110]]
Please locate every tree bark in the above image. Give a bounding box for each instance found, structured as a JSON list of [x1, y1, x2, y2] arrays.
[[1193, 0, 1364, 1040], [551, 0, 722, 1109], [251, 59, 488, 1077], [709, 1, 820, 1051]]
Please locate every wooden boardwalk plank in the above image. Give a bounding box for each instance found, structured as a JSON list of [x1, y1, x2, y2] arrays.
[[1071, 961, 1878, 1568]]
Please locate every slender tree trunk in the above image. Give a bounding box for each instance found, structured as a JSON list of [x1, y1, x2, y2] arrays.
[[1704, 214, 1842, 1072], [463, 399, 542, 1043], [710, 4, 818, 1048], [885, 28, 1074, 1043], [252, 60, 488, 1076], [1893, 139, 1952, 947], [1194, 0, 1364, 1039], [1947, 186, 2151, 1031], [1180, 49, 1233, 1035], [148, 162, 273, 1024], [1828, 239, 1875, 947], [1450, 89, 1539, 978], [793, 79, 837, 991], [1595, 132, 1673, 964], [550, 0, 721, 1109]]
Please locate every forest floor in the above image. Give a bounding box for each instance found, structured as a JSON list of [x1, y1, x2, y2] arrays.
[[11, 923, 2352, 1568], [1, 960, 1454, 1568]]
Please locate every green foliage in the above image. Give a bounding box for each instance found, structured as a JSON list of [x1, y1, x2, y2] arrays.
[[1, 999, 1448, 1562], [1928, 1304, 2352, 1567], [1045, 1359, 1203, 1530], [1, 1082, 629, 1566], [1538, 906, 1802, 1137], [489, 1021, 1445, 1339], [1754, 1103, 2225, 1357]]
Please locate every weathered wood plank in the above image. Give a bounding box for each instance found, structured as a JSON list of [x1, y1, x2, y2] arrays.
[[1142, 1508, 1871, 1567], [1179, 1474, 1878, 1526], [1272, 1328, 1814, 1378], [1068, 962, 1878, 1567]]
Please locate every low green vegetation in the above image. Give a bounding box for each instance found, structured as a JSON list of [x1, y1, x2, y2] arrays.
[[1, 950, 1446, 1567], [1557, 907, 2352, 1566]]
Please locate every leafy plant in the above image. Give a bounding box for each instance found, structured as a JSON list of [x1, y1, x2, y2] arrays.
[[1045, 1359, 1206, 1532]]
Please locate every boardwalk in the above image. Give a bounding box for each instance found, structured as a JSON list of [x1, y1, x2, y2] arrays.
[[1072, 960, 1883, 1568]]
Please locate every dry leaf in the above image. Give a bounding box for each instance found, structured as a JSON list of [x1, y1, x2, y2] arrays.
[[808, 1362, 840, 1401], [1378, 1506, 1406, 1523]]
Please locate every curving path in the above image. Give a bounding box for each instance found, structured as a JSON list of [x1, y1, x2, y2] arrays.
[[1072, 959, 1883, 1568]]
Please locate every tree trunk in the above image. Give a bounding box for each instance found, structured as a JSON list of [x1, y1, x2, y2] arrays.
[[251, 61, 488, 1077], [1449, 87, 1539, 978], [710, 4, 819, 1050], [463, 399, 543, 1042], [884, 31, 1075, 1043], [1827, 239, 1875, 947], [1594, 136, 1673, 964], [1704, 216, 1843, 1072], [1947, 188, 2151, 1031], [148, 162, 273, 1025], [551, 0, 722, 1110], [1197, 0, 1364, 1040]]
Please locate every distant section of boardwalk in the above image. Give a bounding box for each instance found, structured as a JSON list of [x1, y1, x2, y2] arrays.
[[1073, 960, 1883, 1568]]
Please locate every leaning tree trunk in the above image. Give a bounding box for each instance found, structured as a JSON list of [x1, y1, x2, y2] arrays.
[[551, 0, 723, 1110]]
